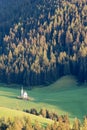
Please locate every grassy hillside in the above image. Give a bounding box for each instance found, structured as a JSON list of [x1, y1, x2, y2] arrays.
[[0, 107, 53, 127], [0, 76, 87, 122]]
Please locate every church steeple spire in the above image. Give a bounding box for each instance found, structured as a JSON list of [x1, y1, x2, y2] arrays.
[[21, 86, 24, 97]]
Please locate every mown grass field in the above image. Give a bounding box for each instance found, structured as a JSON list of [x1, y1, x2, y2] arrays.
[[0, 76, 87, 123]]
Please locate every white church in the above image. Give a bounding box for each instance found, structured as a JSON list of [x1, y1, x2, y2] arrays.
[[17, 87, 34, 101], [17, 87, 29, 100], [21, 87, 28, 99]]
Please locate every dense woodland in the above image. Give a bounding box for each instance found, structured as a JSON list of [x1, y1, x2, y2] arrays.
[[0, 0, 87, 87]]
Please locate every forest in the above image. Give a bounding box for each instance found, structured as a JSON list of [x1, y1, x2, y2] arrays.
[[0, 0, 87, 87]]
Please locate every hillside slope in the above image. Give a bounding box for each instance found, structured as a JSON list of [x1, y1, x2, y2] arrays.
[[0, 107, 53, 126], [0, 76, 87, 121]]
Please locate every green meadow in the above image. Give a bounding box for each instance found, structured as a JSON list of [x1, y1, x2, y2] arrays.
[[0, 76, 87, 123]]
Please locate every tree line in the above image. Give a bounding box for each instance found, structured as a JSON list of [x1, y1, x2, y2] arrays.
[[0, 0, 87, 87], [0, 115, 87, 130]]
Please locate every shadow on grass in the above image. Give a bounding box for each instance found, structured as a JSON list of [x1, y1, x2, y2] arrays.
[[0, 94, 17, 99], [34, 91, 87, 122]]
